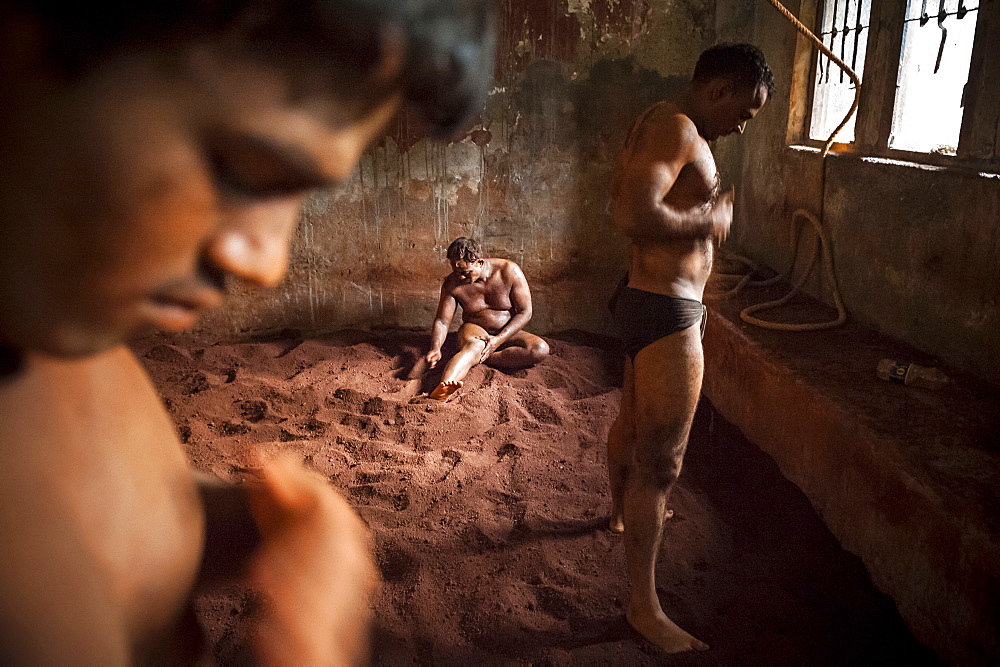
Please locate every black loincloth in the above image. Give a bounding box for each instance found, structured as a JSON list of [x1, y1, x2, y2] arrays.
[[608, 275, 706, 361]]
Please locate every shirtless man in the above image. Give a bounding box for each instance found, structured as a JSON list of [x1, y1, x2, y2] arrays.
[[0, 0, 494, 662], [425, 237, 549, 401], [605, 43, 773, 653]]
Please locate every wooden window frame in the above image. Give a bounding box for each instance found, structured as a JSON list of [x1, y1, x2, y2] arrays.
[[787, 0, 1000, 170]]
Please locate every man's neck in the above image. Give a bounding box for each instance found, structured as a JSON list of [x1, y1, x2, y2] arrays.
[[477, 259, 494, 282], [676, 89, 709, 140]]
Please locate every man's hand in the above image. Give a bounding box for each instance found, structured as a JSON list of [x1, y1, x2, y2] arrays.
[[711, 187, 734, 243], [248, 455, 379, 666], [476, 335, 500, 362], [425, 349, 442, 369]]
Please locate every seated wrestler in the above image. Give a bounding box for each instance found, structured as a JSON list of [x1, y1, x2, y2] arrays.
[[0, 0, 494, 662], [424, 237, 549, 401]]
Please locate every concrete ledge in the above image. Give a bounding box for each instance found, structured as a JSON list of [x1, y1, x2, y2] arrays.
[[701, 288, 1000, 665]]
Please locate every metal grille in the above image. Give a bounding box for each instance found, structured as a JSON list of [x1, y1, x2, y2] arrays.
[[817, 0, 871, 83]]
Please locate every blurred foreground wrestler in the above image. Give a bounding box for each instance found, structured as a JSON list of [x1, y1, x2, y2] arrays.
[[424, 237, 549, 401], [0, 0, 494, 662], [606, 43, 771, 653]]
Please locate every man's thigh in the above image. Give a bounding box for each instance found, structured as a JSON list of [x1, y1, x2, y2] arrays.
[[630, 326, 704, 443], [498, 330, 543, 350], [457, 322, 489, 346]]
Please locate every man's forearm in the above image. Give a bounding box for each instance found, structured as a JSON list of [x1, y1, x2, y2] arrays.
[[630, 201, 716, 241], [495, 310, 531, 343], [429, 320, 449, 351]]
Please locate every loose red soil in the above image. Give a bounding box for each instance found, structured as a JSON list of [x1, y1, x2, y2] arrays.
[[135, 329, 937, 665]]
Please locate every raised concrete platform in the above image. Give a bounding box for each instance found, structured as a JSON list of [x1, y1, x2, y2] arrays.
[[701, 281, 1000, 665]]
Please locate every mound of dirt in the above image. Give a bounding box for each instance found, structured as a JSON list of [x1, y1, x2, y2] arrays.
[[135, 330, 935, 665]]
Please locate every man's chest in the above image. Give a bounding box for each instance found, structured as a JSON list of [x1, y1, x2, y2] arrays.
[[676, 146, 720, 205], [455, 278, 511, 311]]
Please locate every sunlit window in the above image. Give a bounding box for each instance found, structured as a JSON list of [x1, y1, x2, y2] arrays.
[[889, 0, 979, 155], [809, 0, 872, 143]]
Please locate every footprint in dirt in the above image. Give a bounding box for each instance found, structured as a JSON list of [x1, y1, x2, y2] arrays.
[[519, 393, 563, 426], [236, 399, 270, 423], [377, 543, 419, 584]]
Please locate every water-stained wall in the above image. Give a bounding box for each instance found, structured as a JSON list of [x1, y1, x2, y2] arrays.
[[193, 0, 720, 342], [721, 0, 1000, 382]]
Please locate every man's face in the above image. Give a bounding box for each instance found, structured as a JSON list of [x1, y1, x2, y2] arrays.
[[450, 258, 484, 284], [0, 47, 400, 356], [704, 82, 769, 141]]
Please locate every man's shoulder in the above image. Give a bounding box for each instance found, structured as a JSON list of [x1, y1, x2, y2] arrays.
[[491, 258, 524, 277], [640, 105, 699, 145]]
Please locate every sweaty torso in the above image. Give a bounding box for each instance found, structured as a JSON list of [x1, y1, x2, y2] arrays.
[[448, 259, 517, 333], [0, 347, 204, 662], [612, 102, 719, 301]]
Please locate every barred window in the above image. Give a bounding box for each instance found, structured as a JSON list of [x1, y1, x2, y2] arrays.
[[889, 0, 980, 154], [809, 0, 872, 143], [798, 0, 995, 164]]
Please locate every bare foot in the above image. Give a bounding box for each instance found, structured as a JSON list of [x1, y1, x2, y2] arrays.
[[428, 380, 462, 402], [626, 606, 708, 653], [609, 508, 672, 534]]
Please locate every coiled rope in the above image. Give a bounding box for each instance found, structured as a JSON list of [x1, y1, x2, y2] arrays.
[[717, 0, 858, 330]]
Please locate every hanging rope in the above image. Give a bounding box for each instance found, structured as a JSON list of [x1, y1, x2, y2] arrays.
[[765, 0, 861, 156], [715, 0, 858, 331]]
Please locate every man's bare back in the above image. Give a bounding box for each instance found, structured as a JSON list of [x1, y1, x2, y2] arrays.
[[604, 44, 772, 655], [425, 238, 548, 401]]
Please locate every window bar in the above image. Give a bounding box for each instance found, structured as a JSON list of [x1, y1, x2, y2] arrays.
[[956, 0, 968, 19], [934, 0, 948, 73], [825, 0, 840, 83], [816, 8, 826, 83], [920, 0, 931, 26], [850, 1, 863, 75], [839, 0, 851, 82]]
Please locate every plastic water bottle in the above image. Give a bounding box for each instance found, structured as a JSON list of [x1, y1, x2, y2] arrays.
[[876, 359, 950, 390]]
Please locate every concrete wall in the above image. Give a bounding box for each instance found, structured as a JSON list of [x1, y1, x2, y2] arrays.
[[722, 0, 1000, 383], [192, 0, 721, 343]]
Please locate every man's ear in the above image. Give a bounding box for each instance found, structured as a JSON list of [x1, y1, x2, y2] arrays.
[[708, 78, 735, 102]]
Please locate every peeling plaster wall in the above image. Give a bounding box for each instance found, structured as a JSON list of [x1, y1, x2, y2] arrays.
[[192, 0, 718, 342], [722, 0, 1000, 382]]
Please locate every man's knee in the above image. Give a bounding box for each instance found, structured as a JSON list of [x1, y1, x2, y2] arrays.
[[462, 337, 487, 353], [528, 338, 549, 363], [634, 423, 688, 488]]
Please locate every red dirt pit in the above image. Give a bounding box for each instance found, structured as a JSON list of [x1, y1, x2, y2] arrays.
[[134, 329, 938, 665]]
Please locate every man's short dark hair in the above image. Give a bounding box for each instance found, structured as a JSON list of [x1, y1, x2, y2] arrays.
[[446, 237, 482, 262], [692, 43, 775, 97], [13, 0, 497, 138]]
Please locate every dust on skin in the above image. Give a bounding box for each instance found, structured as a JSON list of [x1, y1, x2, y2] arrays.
[[605, 44, 770, 653], [424, 238, 549, 401]]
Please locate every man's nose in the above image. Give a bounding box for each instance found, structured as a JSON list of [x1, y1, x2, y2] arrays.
[[205, 198, 301, 287]]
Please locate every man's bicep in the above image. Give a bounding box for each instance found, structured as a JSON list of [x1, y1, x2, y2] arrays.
[[628, 121, 695, 204], [509, 267, 532, 312], [433, 287, 457, 322]]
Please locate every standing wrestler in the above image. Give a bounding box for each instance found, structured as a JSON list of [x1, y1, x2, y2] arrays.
[[606, 43, 772, 652], [0, 0, 494, 662], [425, 237, 549, 401]]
